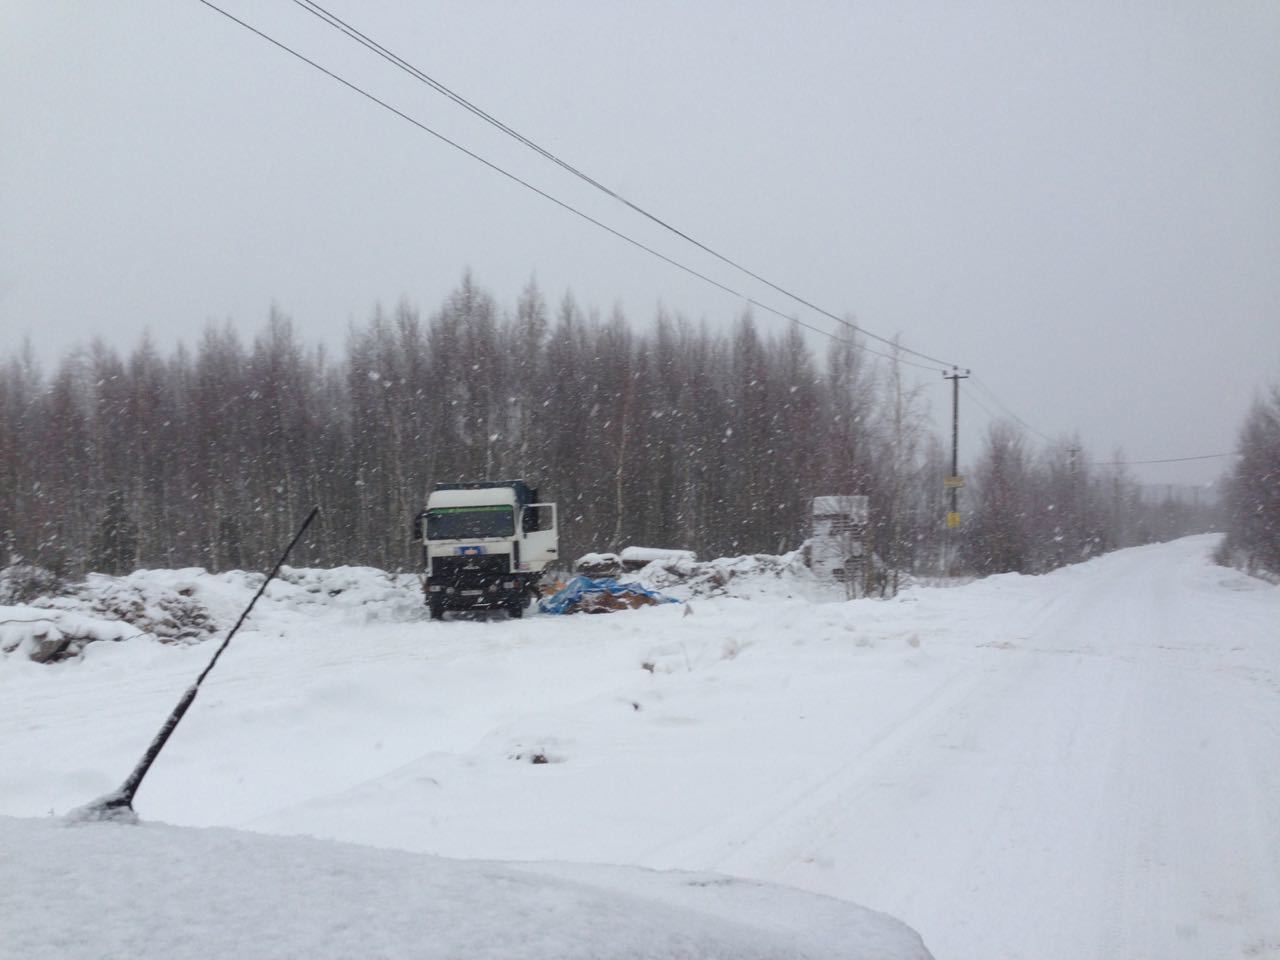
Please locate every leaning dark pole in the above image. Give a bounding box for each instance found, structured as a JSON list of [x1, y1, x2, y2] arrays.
[[71, 506, 320, 822]]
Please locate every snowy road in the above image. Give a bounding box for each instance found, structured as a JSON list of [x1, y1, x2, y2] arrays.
[[3, 536, 1278, 958], [691, 541, 1280, 959]]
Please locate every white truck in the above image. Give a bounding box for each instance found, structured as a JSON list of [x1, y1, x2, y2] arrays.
[[412, 480, 558, 619]]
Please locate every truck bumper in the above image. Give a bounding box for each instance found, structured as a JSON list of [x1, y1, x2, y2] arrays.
[[425, 575, 537, 612]]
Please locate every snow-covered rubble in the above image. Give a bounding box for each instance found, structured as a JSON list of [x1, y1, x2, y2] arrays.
[[0, 605, 140, 663], [0, 564, 424, 662], [629, 550, 831, 601], [573, 551, 623, 575], [36, 570, 217, 642], [619, 545, 698, 566], [270, 565, 424, 620]]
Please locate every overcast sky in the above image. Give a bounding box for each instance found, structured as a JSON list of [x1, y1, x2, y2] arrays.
[[3, 1, 1277, 485]]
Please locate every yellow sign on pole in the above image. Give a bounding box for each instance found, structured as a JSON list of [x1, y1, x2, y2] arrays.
[[944, 476, 965, 489], [946, 511, 961, 529]]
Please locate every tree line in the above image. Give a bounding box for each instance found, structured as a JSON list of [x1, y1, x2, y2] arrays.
[[1218, 386, 1280, 578], [0, 273, 1222, 586]]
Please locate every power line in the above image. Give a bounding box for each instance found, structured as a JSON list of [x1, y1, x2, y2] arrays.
[[968, 375, 1054, 443], [968, 374, 1234, 467], [194, 0, 945, 374], [963, 384, 1004, 424], [946, 395, 1233, 469], [1093, 452, 1236, 466], [287, 0, 960, 372]]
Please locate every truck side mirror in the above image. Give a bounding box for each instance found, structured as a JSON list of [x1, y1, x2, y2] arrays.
[[412, 512, 426, 541]]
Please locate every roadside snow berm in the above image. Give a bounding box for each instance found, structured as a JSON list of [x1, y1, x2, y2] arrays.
[[538, 576, 678, 615]]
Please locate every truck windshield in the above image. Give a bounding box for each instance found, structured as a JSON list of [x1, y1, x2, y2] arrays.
[[426, 505, 514, 539]]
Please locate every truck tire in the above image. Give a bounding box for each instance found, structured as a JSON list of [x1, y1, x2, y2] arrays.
[[508, 598, 525, 619], [429, 598, 445, 621]]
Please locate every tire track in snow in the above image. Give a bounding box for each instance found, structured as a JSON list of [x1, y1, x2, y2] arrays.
[[636, 661, 986, 874]]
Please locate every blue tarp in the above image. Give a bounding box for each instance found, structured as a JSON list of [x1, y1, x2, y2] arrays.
[[538, 576, 679, 615]]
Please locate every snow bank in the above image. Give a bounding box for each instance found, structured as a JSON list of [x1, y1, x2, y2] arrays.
[[0, 816, 931, 960]]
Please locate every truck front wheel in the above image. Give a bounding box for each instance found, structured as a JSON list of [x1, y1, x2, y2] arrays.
[[429, 597, 445, 621]]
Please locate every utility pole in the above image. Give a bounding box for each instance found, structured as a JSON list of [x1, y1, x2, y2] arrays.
[[943, 367, 970, 573]]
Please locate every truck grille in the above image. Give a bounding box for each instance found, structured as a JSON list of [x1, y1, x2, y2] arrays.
[[431, 555, 509, 582]]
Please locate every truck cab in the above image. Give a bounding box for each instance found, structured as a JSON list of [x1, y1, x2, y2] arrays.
[[413, 480, 558, 619]]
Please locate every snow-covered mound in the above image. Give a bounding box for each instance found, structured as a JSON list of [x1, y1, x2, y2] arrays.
[[0, 816, 931, 960], [0, 565, 424, 662], [0, 604, 140, 663], [35, 569, 219, 641], [630, 550, 833, 601], [269, 565, 424, 620]]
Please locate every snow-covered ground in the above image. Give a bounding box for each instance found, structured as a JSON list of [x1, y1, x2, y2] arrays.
[[3, 535, 1278, 958]]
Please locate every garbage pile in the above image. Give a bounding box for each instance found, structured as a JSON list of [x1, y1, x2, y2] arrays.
[[538, 576, 679, 615], [630, 551, 815, 601], [560, 545, 824, 610]]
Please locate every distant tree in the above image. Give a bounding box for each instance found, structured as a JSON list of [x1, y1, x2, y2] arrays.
[[218, 515, 244, 570], [126, 333, 174, 567], [90, 490, 139, 575], [1033, 437, 1090, 568], [40, 351, 94, 572], [191, 322, 249, 570], [963, 421, 1031, 574], [869, 344, 930, 591], [1221, 387, 1280, 576], [768, 322, 821, 552], [0, 345, 44, 565], [506, 278, 550, 479], [1098, 454, 1140, 550], [725, 312, 771, 552], [913, 435, 951, 571]]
